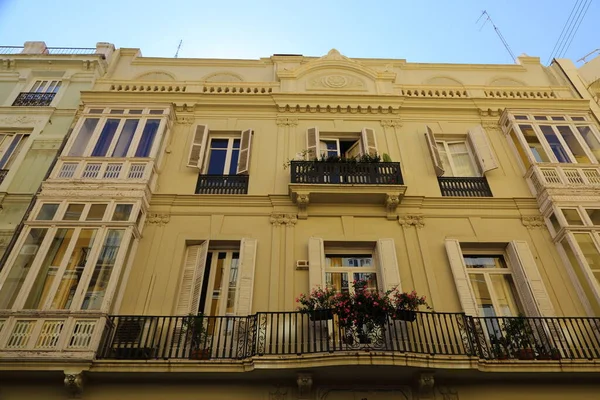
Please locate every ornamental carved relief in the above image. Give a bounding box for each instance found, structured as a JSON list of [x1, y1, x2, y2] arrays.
[[0, 115, 40, 126], [276, 117, 299, 127], [64, 372, 84, 398], [270, 213, 298, 226], [380, 119, 403, 128], [146, 213, 170, 226], [269, 387, 288, 400], [398, 214, 425, 228], [481, 119, 499, 130], [176, 115, 195, 125], [521, 216, 546, 229], [308, 74, 365, 90]]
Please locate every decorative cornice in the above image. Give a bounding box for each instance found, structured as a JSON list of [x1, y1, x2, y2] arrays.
[[521, 216, 546, 229], [277, 104, 400, 114], [0, 115, 43, 126], [276, 117, 299, 127], [380, 119, 403, 128], [269, 213, 298, 226], [146, 213, 170, 226], [398, 214, 425, 228]]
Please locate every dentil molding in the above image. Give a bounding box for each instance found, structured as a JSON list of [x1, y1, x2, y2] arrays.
[[398, 214, 425, 228]]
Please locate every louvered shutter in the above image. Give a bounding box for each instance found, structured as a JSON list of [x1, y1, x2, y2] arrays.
[[187, 124, 209, 169], [445, 239, 479, 316], [176, 241, 209, 315], [506, 240, 555, 317], [235, 238, 257, 316], [361, 127, 378, 156], [467, 125, 498, 174], [308, 237, 325, 289], [425, 125, 445, 176], [376, 239, 402, 291], [306, 127, 320, 160], [236, 129, 253, 175]]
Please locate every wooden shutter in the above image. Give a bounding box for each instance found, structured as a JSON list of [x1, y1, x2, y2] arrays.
[[445, 239, 479, 316], [306, 127, 320, 160], [376, 238, 402, 291], [236, 129, 253, 175], [187, 124, 209, 169], [424, 125, 444, 176], [506, 240, 555, 317], [235, 238, 257, 316], [467, 125, 498, 174], [361, 127, 378, 156], [308, 237, 325, 289], [176, 241, 209, 315]]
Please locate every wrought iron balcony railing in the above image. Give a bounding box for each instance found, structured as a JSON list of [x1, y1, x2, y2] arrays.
[[97, 312, 600, 361], [195, 175, 249, 194], [438, 176, 492, 197], [290, 161, 403, 185], [12, 92, 56, 107]]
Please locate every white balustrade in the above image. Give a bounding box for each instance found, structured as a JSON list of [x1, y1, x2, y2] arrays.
[[53, 159, 152, 182], [527, 164, 600, 195]]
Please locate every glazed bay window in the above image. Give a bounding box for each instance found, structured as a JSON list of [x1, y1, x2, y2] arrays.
[[502, 112, 600, 168], [0, 133, 28, 185]]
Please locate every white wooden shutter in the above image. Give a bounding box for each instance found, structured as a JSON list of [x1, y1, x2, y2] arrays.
[[506, 240, 555, 317], [306, 127, 320, 160], [187, 124, 209, 169], [424, 125, 444, 176], [235, 238, 257, 316], [308, 237, 325, 289], [445, 239, 479, 316], [236, 128, 253, 175], [176, 241, 209, 315], [467, 125, 498, 174], [361, 127, 378, 156], [376, 238, 402, 291]]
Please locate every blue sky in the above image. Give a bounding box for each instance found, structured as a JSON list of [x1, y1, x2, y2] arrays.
[[0, 0, 598, 65]]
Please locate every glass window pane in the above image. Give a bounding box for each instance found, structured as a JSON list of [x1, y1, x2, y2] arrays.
[[134, 119, 160, 157], [109, 109, 124, 114], [586, 209, 600, 225], [91, 119, 120, 157], [50, 229, 97, 309], [326, 255, 373, 268], [112, 204, 133, 221], [540, 125, 570, 163], [225, 252, 240, 314], [548, 213, 561, 233], [437, 144, 453, 176], [571, 117, 586, 121], [534, 116, 548, 120], [86, 204, 107, 221], [0, 135, 24, 169], [63, 204, 85, 221], [0, 228, 47, 309], [469, 274, 496, 317], [562, 209, 584, 225], [36, 204, 59, 221], [560, 238, 600, 315], [576, 126, 600, 162], [207, 149, 227, 174], [111, 119, 139, 157], [490, 275, 521, 316], [551, 116, 566, 121], [464, 255, 506, 269], [24, 229, 74, 309], [509, 129, 531, 168], [353, 273, 377, 291], [149, 109, 164, 114], [81, 230, 124, 310], [89, 109, 103, 114], [326, 272, 349, 293], [449, 144, 477, 176], [128, 110, 143, 114], [519, 125, 550, 163], [573, 233, 600, 270], [211, 139, 229, 149], [556, 126, 591, 163], [514, 115, 528, 120], [229, 149, 240, 175]]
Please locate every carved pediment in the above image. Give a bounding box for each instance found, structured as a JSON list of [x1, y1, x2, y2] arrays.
[[307, 73, 366, 91]]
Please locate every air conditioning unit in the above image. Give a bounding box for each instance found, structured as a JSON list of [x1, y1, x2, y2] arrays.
[[21, 245, 39, 255], [296, 260, 309, 270]]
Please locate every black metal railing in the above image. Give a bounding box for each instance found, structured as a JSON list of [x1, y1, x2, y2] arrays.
[[0, 170, 8, 185], [195, 175, 249, 194], [12, 92, 56, 107], [290, 161, 403, 185], [438, 176, 492, 197], [97, 312, 600, 361]]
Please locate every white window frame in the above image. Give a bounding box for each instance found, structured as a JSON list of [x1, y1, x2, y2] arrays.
[[30, 200, 140, 224], [0, 133, 28, 170], [203, 136, 241, 175], [201, 249, 241, 316], [319, 138, 341, 158], [29, 80, 62, 94], [435, 140, 480, 177], [324, 249, 378, 294]]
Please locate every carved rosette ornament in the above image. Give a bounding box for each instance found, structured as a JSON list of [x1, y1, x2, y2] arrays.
[[380, 119, 403, 128], [270, 213, 298, 227], [296, 373, 313, 400], [64, 373, 83, 398], [276, 117, 299, 127], [521, 216, 546, 229], [398, 214, 425, 228], [146, 213, 170, 226], [176, 115, 195, 125]]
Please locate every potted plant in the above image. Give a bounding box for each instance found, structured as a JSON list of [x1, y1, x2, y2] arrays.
[[502, 315, 536, 360], [296, 286, 337, 321], [390, 290, 430, 322], [183, 314, 211, 360], [536, 345, 562, 360], [490, 336, 511, 360]]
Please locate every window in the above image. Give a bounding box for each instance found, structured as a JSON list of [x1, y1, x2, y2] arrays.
[[546, 205, 600, 236], [325, 254, 377, 293], [0, 134, 27, 170], [187, 125, 253, 175], [112, 204, 133, 221], [30, 80, 61, 94], [36, 204, 59, 221], [319, 138, 362, 159], [306, 127, 378, 160], [436, 141, 478, 177], [205, 138, 240, 175], [464, 255, 522, 317], [66, 108, 167, 158], [502, 112, 600, 166], [199, 250, 241, 316]]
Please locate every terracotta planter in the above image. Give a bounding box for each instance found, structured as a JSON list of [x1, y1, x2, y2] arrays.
[[190, 349, 211, 360], [309, 309, 334, 321], [516, 348, 535, 360], [392, 310, 417, 322]]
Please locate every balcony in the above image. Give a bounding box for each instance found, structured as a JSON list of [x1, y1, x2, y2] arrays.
[[51, 159, 153, 182], [438, 177, 493, 197], [11, 92, 56, 107], [288, 161, 406, 219], [195, 175, 249, 194], [96, 312, 600, 362], [526, 164, 600, 202]]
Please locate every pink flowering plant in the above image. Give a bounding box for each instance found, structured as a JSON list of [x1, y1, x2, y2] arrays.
[[391, 290, 430, 315], [296, 285, 337, 313]]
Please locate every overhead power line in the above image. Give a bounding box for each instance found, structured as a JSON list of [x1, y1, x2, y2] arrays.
[[476, 10, 516, 63], [547, 0, 591, 64], [558, 0, 592, 59], [547, 0, 581, 64]]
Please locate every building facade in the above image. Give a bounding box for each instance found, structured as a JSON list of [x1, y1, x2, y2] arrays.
[[0, 45, 600, 399]]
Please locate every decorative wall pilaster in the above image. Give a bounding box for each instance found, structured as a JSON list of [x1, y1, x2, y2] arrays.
[[270, 213, 298, 310], [276, 117, 298, 194]]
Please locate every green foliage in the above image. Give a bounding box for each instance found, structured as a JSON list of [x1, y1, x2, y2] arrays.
[[183, 314, 210, 349]]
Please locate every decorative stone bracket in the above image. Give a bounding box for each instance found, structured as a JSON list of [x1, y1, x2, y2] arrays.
[[296, 373, 313, 399], [64, 372, 84, 398]]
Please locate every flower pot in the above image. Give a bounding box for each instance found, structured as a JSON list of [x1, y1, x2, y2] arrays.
[[537, 349, 562, 360], [309, 309, 334, 321], [190, 349, 211, 360], [516, 348, 535, 360], [393, 310, 417, 322]]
